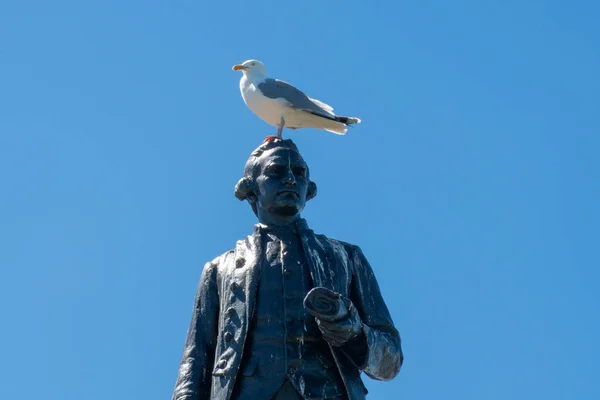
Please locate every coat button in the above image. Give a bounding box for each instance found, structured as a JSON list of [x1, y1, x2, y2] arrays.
[[217, 360, 226, 369], [283, 269, 291, 277], [235, 257, 245, 268], [224, 332, 233, 342], [288, 367, 297, 374], [226, 307, 236, 317]]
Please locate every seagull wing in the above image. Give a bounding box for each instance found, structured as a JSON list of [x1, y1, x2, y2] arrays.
[[308, 97, 334, 114], [257, 78, 336, 120]]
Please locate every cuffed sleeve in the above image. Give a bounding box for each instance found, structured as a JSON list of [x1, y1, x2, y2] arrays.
[[172, 262, 220, 400], [348, 246, 403, 381]]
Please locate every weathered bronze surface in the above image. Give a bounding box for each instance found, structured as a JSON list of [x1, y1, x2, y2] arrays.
[[172, 139, 403, 400]]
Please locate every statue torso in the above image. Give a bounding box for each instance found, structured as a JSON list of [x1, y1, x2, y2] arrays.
[[232, 225, 345, 400]]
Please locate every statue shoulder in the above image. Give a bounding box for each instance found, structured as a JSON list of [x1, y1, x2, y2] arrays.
[[203, 248, 235, 271], [313, 233, 361, 256], [201, 232, 258, 272]]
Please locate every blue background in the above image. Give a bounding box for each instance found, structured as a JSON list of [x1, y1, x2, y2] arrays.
[[1, 1, 599, 399]]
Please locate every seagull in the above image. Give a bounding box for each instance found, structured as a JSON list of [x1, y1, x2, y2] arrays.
[[232, 59, 361, 141]]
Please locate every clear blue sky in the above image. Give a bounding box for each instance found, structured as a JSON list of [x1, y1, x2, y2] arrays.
[[1, 1, 599, 399]]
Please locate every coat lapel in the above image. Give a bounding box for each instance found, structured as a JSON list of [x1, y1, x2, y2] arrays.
[[297, 222, 361, 399], [299, 222, 345, 295], [234, 229, 262, 336]]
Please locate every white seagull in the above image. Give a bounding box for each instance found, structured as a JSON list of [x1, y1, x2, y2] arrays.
[[232, 59, 361, 140]]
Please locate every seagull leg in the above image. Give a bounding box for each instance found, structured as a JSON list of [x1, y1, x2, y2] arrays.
[[277, 116, 285, 139], [264, 117, 286, 143]]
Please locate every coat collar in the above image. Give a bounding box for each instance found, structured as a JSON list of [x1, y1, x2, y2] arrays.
[[234, 218, 341, 292], [252, 218, 311, 236]]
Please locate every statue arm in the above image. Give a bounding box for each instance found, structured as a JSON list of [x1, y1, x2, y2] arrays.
[[172, 261, 220, 400], [346, 245, 403, 381]]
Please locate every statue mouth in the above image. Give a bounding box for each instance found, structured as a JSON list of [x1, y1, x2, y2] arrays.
[[278, 190, 298, 198]]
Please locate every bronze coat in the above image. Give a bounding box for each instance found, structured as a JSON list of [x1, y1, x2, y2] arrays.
[[172, 221, 403, 400]]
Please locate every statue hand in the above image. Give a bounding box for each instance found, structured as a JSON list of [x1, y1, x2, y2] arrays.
[[316, 297, 364, 347]]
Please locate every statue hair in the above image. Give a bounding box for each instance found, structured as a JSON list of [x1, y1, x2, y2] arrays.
[[234, 139, 317, 216]]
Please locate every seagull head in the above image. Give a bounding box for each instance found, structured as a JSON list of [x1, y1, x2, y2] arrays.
[[232, 59, 267, 77]]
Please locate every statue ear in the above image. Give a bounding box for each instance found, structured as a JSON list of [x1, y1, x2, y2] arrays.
[[234, 177, 256, 202], [307, 181, 317, 201]]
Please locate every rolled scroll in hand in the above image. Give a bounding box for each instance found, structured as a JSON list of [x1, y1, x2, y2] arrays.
[[303, 287, 349, 322]]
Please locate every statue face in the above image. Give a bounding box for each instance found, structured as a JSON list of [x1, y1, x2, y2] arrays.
[[254, 147, 309, 221]]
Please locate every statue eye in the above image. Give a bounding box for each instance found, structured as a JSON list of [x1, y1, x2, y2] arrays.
[[266, 165, 284, 176], [293, 167, 306, 177]]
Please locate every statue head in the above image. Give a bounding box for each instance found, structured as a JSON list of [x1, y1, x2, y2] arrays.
[[235, 139, 317, 225]]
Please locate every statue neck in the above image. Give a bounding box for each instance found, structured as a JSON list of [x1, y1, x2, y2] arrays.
[[256, 211, 302, 228]]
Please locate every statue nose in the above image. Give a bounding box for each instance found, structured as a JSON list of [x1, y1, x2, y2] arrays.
[[282, 169, 296, 185], [283, 176, 296, 185]]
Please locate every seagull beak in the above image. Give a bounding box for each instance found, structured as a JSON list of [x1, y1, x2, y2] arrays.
[[232, 64, 246, 71]]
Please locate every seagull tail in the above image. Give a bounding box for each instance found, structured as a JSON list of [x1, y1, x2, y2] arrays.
[[335, 115, 361, 125], [323, 115, 361, 135], [304, 111, 361, 135]]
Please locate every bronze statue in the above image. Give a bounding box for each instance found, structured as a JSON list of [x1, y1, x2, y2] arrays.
[[172, 139, 403, 400]]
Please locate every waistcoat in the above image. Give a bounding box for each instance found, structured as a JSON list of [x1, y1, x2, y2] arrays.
[[232, 224, 345, 400]]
